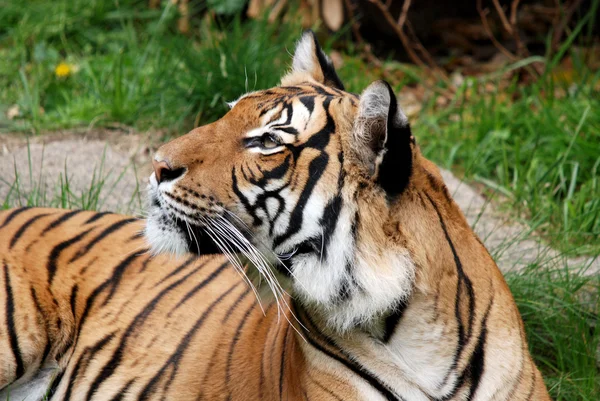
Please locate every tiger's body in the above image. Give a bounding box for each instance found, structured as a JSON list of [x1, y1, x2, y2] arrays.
[[1, 32, 550, 400]]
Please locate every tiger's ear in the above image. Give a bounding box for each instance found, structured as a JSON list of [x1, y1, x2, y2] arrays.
[[353, 80, 413, 197], [281, 30, 345, 90]]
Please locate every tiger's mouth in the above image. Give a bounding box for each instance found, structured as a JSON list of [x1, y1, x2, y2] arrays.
[[173, 216, 223, 255], [145, 177, 224, 256], [145, 174, 290, 298]]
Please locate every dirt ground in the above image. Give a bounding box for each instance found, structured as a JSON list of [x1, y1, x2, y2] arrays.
[[1, 130, 597, 275]]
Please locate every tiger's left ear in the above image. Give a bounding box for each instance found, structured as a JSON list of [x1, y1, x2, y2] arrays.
[[353, 80, 414, 197], [281, 31, 345, 90]]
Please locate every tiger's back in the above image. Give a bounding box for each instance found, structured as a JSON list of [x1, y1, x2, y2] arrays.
[[0, 208, 302, 401]]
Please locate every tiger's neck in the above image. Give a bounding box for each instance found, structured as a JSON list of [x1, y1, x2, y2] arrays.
[[223, 299, 406, 401], [271, 189, 484, 399], [287, 197, 417, 333]]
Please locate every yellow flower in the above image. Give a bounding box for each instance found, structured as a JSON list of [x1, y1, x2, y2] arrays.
[[55, 62, 72, 78]]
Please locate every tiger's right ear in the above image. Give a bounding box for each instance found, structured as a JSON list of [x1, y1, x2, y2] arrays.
[[353, 80, 414, 197], [281, 31, 345, 90]]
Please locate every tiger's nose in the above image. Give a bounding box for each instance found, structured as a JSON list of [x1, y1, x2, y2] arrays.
[[152, 159, 185, 184]]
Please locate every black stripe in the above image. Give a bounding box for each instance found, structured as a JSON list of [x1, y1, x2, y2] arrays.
[[252, 155, 291, 186], [222, 286, 251, 324], [137, 256, 153, 273], [334, 211, 359, 303], [109, 379, 135, 401], [30, 287, 52, 364], [253, 187, 288, 237], [47, 369, 64, 398], [279, 102, 294, 126], [258, 303, 277, 400], [279, 324, 291, 401], [3, 261, 25, 379], [225, 298, 258, 393], [320, 194, 342, 260], [260, 100, 285, 118], [138, 282, 240, 400], [154, 254, 196, 287], [100, 251, 148, 307], [85, 259, 213, 399], [524, 368, 536, 400], [47, 228, 94, 284], [41, 210, 83, 235], [426, 193, 475, 340], [305, 83, 338, 97], [231, 167, 261, 226], [275, 126, 299, 135], [9, 212, 51, 249], [268, 310, 283, 398], [382, 298, 409, 343], [273, 98, 335, 248], [63, 332, 116, 401], [298, 96, 315, 115], [298, 310, 403, 401], [423, 168, 444, 194], [426, 193, 477, 400], [84, 211, 113, 224], [127, 231, 145, 242], [319, 153, 344, 256], [79, 257, 98, 276], [70, 284, 79, 319], [197, 348, 220, 400], [0, 207, 31, 229], [335, 273, 352, 303], [69, 218, 138, 263], [169, 261, 230, 313], [293, 236, 322, 258], [435, 298, 494, 401], [306, 369, 344, 401], [466, 298, 493, 400], [59, 255, 136, 361]]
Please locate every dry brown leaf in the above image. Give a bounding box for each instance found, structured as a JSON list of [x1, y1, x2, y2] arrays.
[[7, 105, 20, 120], [322, 0, 344, 31], [248, 0, 278, 19]]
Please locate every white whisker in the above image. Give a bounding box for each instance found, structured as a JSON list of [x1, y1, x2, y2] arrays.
[[213, 215, 307, 337], [320, 227, 325, 265], [200, 219, 266, 315]]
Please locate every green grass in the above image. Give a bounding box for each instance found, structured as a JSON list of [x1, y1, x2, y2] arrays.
[[0, 0, 301, 133], [507, 265, 599, 400], [0, 0, 599, 399], [415, 65, 600, 257]]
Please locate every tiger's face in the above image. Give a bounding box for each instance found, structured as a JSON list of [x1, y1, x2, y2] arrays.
[[147, 84, 354, 257], [146, 32, 417, 330]]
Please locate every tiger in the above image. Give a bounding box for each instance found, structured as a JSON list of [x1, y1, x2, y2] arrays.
[[0, 31, 550, 401]]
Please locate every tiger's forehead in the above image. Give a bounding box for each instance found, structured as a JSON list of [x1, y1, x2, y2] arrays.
[[231, 84, 358, 117]]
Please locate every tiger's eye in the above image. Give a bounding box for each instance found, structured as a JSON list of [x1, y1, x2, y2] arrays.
[[262, 134, 280, 149]]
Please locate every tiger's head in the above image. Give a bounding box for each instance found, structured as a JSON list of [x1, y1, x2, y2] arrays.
[[146, 32, 443, 331]]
